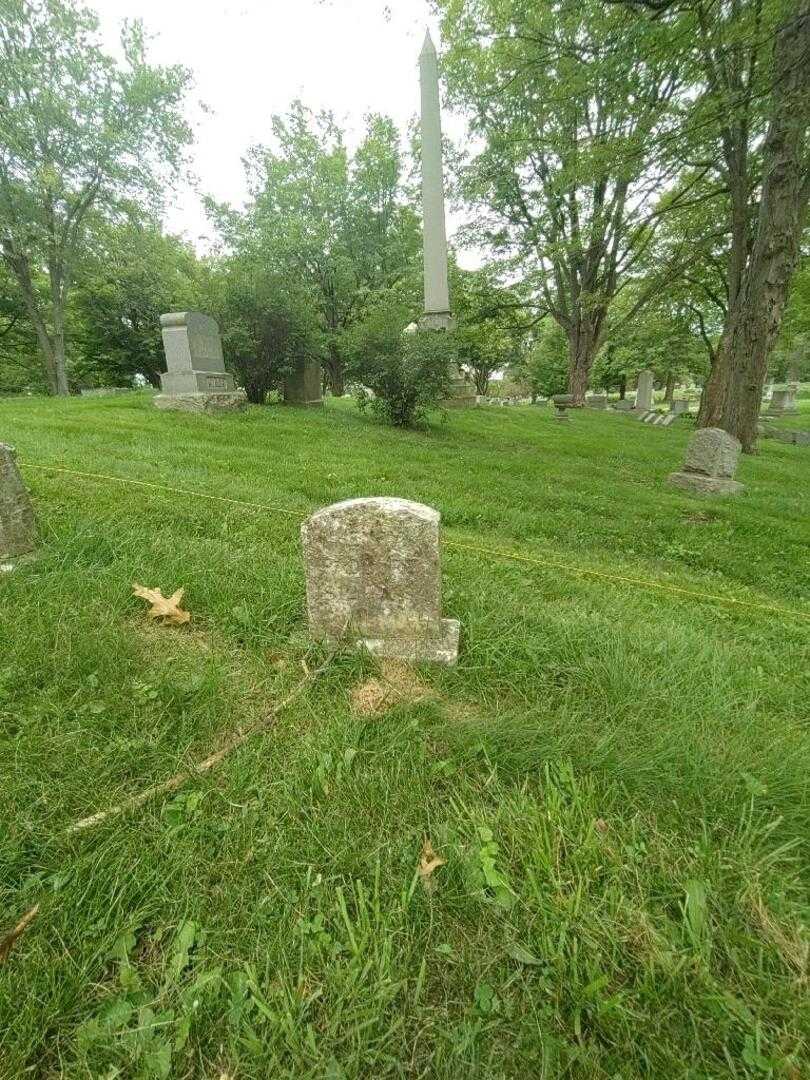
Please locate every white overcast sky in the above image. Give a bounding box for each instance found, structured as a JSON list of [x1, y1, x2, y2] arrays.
[[93, 0, 472, 258]]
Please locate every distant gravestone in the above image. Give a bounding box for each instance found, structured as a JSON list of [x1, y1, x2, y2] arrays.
[[612, 399, 634, 412], [659, 413, 677, 427], [155, 312, 247, 414], [667, 427, 744, 496], [301, 497, 459, 665], [670, 399, 690, 415], [283, 359, 323, 406], [0, 443, 36, 561], [766, 389, 789, 416], [785, 383, 799, 413], [586, 394, 607, 409], [634, 370, 654, 412]]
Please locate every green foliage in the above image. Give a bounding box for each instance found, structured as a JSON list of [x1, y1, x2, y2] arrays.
[[200, 257, 324, 405], [511, 320, 569, 399], [68, 218, 202, 388], [344, 296, 452, 426], [211, 105, 420, 395], [452, 267, 525, 395], [437, 0, 689, 392], [0, 0, 193, 393]]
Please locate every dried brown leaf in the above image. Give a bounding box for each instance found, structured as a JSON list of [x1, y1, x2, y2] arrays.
[[0, 903, 40, 964], [418, 838, 446, 893], [132, 583, 191, 626]]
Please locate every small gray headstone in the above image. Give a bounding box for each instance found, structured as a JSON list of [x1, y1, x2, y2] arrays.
[[667, 427, 744, 495], [301, 497, 459, 665], [0, 443, 36, 559], [155, 312, 247, 414], [612, 399, 634, 412], [634, 370, 654, 412], [585, 394, 607, 409], [670, 399, 690, 415], [283, 359, 323, 406], [766, 388, 789, 416]]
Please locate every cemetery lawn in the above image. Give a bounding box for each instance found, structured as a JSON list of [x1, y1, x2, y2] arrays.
[[2, 392, 810, 1080]]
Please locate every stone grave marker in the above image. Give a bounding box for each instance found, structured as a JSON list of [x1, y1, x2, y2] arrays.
[[301, 497, 459, 665], [283, 359, 323, 406], [155, 312, 247, 414], [670, 399, 690, 415], [766, 388, 790, 416], [586, 394, 607, 409], [667, 427, 744, 495], [634, 370, 654, 412], [1, 443, 36, 563]]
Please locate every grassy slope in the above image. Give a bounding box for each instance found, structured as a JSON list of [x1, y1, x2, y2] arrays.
[[1, 393, 808, 1079]]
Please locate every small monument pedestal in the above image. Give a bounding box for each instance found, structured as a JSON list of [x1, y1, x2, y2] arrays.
[[283, 359, 323, 406], [155, 312, 246, 415], [419, 312, 475, 408]]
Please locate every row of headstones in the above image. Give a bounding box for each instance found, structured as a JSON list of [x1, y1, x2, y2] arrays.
[[155, 311, 322, 414]]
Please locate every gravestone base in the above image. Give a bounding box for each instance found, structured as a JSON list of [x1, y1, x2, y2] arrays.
[[360, 617, 460, 666], [667, 471, 744, 496], [443, 372, 477, 408], [154, 390, 247, 415]]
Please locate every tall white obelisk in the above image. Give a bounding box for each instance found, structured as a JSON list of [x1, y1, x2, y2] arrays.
[[418, 30, 453, 331]]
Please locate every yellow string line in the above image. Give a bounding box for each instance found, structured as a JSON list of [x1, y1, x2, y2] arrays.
[[443, 538, 809, 620], [19, 461, 810, 622], [20, 463, 302, 519]]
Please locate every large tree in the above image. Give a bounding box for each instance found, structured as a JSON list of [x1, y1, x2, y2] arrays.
[[614, 0, 810, 450], [213, 106, 420, 396], [437, 0, 706, 402], [0, 0, 192, 394]]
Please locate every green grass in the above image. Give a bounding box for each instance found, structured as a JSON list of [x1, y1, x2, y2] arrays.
[[1, 392, 809, 1078]]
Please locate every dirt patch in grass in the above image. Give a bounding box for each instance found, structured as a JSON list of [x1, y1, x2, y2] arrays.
[[350, 660, 433, 716]]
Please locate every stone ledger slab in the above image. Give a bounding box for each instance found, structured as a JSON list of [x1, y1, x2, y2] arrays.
[[301, 496, 459, 665]]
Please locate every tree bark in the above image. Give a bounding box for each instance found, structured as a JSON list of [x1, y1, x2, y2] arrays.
[[566, 315, 603, 403], [618, 376, 626, 400], [326, 342, 345, 397], [700, 3, 810, 449], [664, 371, 676, 403]]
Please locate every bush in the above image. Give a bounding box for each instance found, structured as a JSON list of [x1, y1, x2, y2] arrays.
[[344, 298, 453, 427]]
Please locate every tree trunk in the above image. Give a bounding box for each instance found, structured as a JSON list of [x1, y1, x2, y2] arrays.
[[326, 342, 344, 396], [664, 371, 676, 403], [701, 4, 810, 449], [618, 376, 626, 400], [566, 308, 605, 403]]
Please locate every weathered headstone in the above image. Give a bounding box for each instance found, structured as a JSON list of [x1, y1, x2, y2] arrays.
[[0, 443, 36, 560], [766, 388, 789, 416], [641, 411, 658, 424], [659, 413, 677, 427], [785, 383, 799, 413], [667, 427, 744, 495], [612, 399, 634, 412], [586, 394, 607, 409], [634, 370, 654, 412], [283, 359, 323, 406], [155, 312, 247, 414], [670, 399, 690, 415], [301, 497, 459, 664]]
